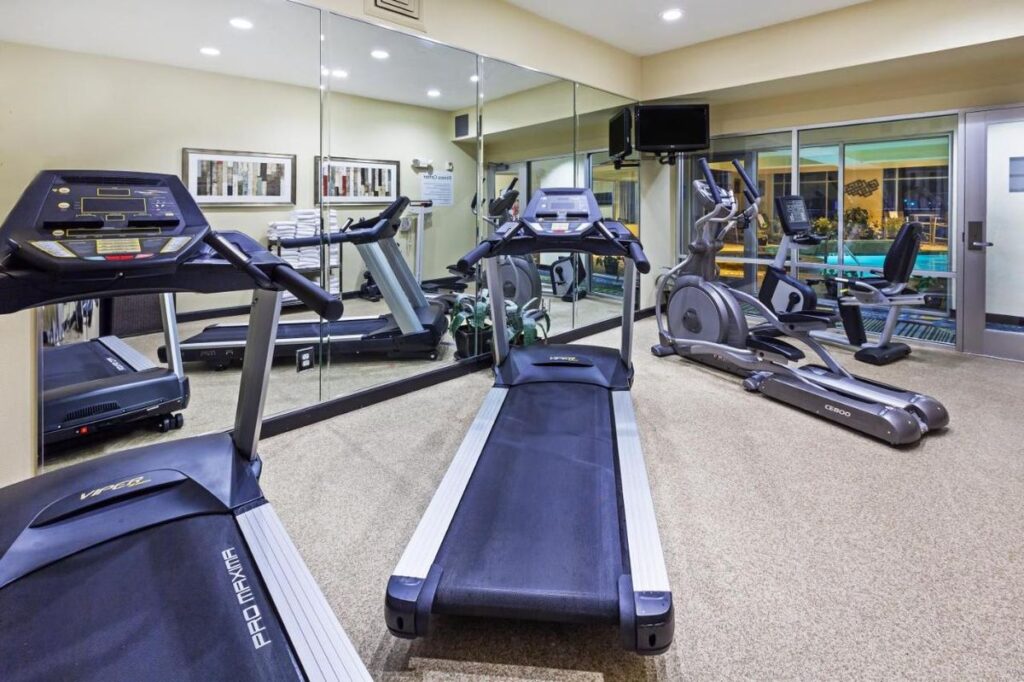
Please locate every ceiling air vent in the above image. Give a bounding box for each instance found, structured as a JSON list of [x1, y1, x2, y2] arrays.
[[365, 0, 425, 30]]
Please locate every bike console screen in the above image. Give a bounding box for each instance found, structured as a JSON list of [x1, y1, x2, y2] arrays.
[[775, 195, 811, 235]]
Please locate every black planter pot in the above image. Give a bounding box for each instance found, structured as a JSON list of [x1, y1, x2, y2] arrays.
[[453, 326, 493, 359]]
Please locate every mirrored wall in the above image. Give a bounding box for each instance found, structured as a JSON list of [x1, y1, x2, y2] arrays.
[[0, 0, 637, 466]]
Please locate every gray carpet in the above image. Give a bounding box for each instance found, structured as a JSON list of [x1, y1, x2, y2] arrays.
[[255, 317, 1024, 680]]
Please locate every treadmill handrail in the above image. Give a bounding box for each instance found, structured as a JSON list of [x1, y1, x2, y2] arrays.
[[457, 218, 650, 274], [279, 196, 411, 248]]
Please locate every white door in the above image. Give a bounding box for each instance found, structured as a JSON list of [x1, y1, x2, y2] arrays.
[[963, 108, 1024, 360]]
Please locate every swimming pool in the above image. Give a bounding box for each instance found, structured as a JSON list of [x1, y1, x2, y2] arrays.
[[824, 252, 949, 273]]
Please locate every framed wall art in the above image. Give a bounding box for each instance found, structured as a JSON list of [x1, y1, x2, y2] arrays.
[[315, 156, 400, 205], [182, 148, 297, 207]]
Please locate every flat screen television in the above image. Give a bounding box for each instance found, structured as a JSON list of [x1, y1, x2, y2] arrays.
[[609, 107, 632, 158], [634, 104, 709, 153]]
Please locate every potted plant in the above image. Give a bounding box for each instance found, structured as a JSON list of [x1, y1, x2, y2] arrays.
[[601, 255, 621, 276], [449, 289, 550, 359], [843, 206, 871, 238], [812, 216, 838, 240]]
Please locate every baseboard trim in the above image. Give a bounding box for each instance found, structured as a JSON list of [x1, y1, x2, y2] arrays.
[[257, 306, 652, 439]]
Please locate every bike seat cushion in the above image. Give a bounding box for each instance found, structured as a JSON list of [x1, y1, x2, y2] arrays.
[[746, 333, 805, 361]]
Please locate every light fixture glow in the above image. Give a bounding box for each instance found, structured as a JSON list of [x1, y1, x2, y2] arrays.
[[470, 75, 479, 83], [229, 17, 253, 30], [660, 8, 684, 21], [321, 65, 329, 76], [199, 47, 221, 57], [427, 89, 441, 98], [332, 69, 348, 78], [370, 49, 389, 60], [320, 33, 325, 41]]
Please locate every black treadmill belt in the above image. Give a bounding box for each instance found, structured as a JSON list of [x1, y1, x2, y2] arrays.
[[187, 318, 388, 345], [42, 341, 129, 391], [0, 514, 300, 682], [434, 382, 624, 623]]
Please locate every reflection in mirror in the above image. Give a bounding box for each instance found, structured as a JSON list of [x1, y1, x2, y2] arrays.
[[479, 59, 576, 339], [0, 0, 323, 466], [321, 14, 479, 399], [575, 84, 640, 327]]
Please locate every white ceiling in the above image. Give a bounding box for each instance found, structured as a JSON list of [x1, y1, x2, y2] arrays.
[[0, 0, 557, 110], [503, 0, 872, 56]]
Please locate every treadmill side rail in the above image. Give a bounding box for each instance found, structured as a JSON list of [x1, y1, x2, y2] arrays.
[[611, 391, 674, 654], [238, 503, 371, 682], [386, 387, 508, 636], [96, 336, 157, 372]]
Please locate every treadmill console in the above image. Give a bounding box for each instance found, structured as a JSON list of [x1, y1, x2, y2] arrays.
[[775, 195, 811, 235], [520, 188, 604, 235], [2, 170, 209, 272]]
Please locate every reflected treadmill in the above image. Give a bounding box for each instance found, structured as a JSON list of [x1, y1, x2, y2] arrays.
[[0, 170, 369, 681], [43, 293, 188, 445], [386, 188, 674, 654], [168, 197, 447, 368]]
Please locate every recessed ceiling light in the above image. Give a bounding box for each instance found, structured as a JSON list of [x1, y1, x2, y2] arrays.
[[229, 17, 253, 30], [332, 69, 348, 79], [660, 8, 684, 21], [470, 75, 479, 83], [427, 89, 441, 98], [371, 49, 389, 60], [199, 47, 221, 57], [320, 65, 329, 76]]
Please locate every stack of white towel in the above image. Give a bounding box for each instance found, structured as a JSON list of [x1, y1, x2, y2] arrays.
[[268, 209, 343, 304]]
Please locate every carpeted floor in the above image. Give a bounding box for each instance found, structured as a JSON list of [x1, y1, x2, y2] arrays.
[[254, 317, 1024, 680]]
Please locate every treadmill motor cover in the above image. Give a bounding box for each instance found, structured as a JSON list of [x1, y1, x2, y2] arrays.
[[0, 514, 300, 681]]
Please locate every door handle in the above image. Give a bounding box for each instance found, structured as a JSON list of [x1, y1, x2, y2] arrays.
[[971, 241, 994, 249]]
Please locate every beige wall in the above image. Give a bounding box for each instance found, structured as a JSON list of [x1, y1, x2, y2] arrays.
[[0, 41, 477, 309], [708, 40, 1024, 136], [314, 0, 641, 99], [642, 0, 1024, 101], [0, 311, 37, 487]]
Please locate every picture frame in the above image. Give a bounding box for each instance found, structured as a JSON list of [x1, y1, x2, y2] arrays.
[[182, 148, 297, 207], [315, 156, 401, 206]]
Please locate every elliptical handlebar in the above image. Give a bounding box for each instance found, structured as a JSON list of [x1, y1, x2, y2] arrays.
[[731, 159, 760, 199], [698, 158, 722, 204]]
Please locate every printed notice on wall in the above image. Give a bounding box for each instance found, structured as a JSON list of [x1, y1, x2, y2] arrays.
[[421, 171, 454, 206]]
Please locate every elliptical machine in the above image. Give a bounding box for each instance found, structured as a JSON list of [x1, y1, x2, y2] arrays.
[[652, 158, 948, 446], [550, 253, 588, 302], [469, 178, 543, 309]]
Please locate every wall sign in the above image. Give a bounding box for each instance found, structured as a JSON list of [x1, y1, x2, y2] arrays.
[[420, 171, 454, 207]]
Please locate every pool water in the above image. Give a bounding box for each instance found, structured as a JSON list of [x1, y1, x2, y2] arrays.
[[824, 252, 949, 273]]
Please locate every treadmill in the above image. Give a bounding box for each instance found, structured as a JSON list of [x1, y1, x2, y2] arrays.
[[42, 292, 188, 445], [167, 197, 448, 368], [0, 170, 370, 681], [385, 188, 674, 654]]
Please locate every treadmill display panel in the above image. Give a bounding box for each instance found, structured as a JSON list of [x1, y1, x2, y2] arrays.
[[3, 171, 210, 272]]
